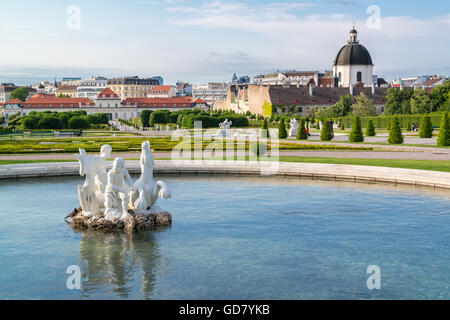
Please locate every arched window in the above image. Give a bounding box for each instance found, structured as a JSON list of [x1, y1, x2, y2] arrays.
[[357, 72, 362, 82], [338, 72, 342, 81]]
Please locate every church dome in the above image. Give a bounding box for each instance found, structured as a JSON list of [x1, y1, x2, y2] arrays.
[[333, 27, 373, 66]]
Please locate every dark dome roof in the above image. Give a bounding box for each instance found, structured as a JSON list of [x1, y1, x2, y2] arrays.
[[334, 43, 373, 66]]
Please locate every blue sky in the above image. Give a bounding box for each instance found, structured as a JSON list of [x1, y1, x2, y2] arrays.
[[0, 0, 449, 85]]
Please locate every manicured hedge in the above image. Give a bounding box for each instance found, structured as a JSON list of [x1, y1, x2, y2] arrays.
[[21, 111, 109, 130], [339, 113, 444, 129]]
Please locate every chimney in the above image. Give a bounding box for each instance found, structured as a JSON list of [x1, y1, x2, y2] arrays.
[[349, 83, 354, 96], [371, 83, 375, 95], [309, 85, 313, 96]]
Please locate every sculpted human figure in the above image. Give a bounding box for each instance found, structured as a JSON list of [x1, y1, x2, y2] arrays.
[[289, 119, 300, 137], [76, 144, 112, 216], [131, 141, 171, 212], [104, 157, 134, 221], [95, 144, 112, 194], [217, 119, 232, 137]]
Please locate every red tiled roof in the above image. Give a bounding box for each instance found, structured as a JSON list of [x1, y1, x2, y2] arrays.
[[7, 98, 24, 104], [24, 96, 95, 109], [98, 88, 119, 98], [122, 97, 194, 108], [148, 85, 173, 94], [194, 98, 206, 104]]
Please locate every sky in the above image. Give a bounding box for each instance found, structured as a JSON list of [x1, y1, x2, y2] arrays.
[[0, 0, 449, 85]]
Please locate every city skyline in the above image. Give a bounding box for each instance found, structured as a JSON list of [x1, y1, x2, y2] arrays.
[[0, 0, 449, 85]]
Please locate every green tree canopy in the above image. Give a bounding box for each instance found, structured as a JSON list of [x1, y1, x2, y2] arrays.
[[329, 94, 352, 117], [351, 93, 376, 117], [9, 87, 29, 102], [410, 88, 431, 114]]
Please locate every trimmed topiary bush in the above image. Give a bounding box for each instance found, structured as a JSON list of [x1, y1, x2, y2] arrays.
[[278, 118, 287, 139], [261, 118, 268, 138], [297, 119, 307, 140], [406, 122, 411, 131], [437, 112, 450, 146], [419, 115, 433, 138], [250, 142, 268, 157], [388, 116, 404, 144], [366, 119, 376, 136], [320, 120, 333, 141], [349, 116, 364, 142], [340, 122, 345, 130]]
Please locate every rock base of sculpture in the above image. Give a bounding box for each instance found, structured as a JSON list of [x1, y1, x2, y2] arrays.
[[68, 207, 172, 233]]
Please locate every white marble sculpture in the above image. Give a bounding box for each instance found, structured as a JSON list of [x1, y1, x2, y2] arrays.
[[217, 119, 232, 137], [104, 157, 134, 221], [130, 141, 171, 213], [76, 144, 112, 217], [289, 119, 300, 137], [76, 142, 171, 222]]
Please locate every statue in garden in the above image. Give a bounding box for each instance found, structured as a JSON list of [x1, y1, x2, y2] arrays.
[[104, 157, 134, 221], [289, 119, 300, 137], [76, 144, 112, 217], [130, 141, 171, 212], [217, 119, 232, 137]]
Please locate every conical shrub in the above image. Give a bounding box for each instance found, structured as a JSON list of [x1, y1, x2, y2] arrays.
[[297, 119, 307, 140], [349, 116, 364, 142], [406, 122, 411, 131], [366, 119, 376, 137], [437, 112, 450, 146], [261, 118, 268, 138], [320, 120, 333, 141], [419, 115, 433, 138], [278, 118, 287, 139], [388, 116, 404, 144]]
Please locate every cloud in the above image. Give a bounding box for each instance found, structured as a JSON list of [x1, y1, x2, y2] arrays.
[[163, 1, 450, 79]]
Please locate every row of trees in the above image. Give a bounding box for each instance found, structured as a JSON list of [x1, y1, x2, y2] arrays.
[[21, 111, 109, 129], [385, 81, 450, 115]]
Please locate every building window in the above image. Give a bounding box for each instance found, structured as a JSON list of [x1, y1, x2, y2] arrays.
[[357, 72, 362, 82], [338, 72, 342, 81]]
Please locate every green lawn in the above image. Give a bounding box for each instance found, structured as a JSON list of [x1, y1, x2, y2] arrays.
[[279, 156, 450, 172]]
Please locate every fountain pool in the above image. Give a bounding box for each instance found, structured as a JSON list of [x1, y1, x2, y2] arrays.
[[0, 175, 449, 299]]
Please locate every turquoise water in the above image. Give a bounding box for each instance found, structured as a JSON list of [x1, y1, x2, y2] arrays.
[[0, 175, 449, 300]]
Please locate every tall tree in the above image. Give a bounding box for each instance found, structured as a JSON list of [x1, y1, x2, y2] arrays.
[[410, 88, 431, 114], [351, 93, 376, 116], [9, 87, 29, 102], [430, 80, 450, 112], [385, 88, 402, 115], [329, 94, 352, 117]]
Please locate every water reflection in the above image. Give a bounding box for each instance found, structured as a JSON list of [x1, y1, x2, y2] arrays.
[[77, 228, 167, 299]]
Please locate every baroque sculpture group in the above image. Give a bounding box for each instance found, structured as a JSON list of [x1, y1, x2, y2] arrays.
[[68, 141, 172, 232]]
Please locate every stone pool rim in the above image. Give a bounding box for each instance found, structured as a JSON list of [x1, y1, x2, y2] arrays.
[[1, 160, 450, 190]]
